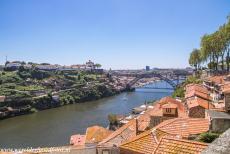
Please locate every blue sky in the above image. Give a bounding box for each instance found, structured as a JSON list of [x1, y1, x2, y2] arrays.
[[0, 0, 230, 69]]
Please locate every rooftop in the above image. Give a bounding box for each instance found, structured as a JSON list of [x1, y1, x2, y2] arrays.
[[187, 97, 215, 109], [186, 84, 209, 94], [85, 125, 112, 144], [154, 137, 208, 154], [147, 97, 187, 118], [205, 75, 226, 85], [98, 119, 137, 147], [120, 129, 170, 154], [70, 134, 86, 146], [222, 82, 230, 93], [162, 103, 178, 109], [155, 118, 210, 139], [120, 125, 208, 154], [185, 90, 211, 101]]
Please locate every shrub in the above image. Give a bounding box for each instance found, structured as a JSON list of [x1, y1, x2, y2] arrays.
[[108, 114, 118, 125], [198, 132, 220, 143], [172, 86, 185, 98], [185, 76, 202, 85]]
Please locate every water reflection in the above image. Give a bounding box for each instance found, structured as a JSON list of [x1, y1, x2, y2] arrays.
[[0, 81, 172, 148]]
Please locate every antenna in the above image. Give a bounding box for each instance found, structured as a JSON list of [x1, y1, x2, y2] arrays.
[[5, 55, 8, 63]]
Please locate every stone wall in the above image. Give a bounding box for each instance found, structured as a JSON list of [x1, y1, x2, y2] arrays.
[[97, 146, 120, 154], [149, 116, 174, 128], [202, 128, 230, 154], [210, 119, 230, 133]]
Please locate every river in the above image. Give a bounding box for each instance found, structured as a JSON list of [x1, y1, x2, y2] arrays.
[[0, 81, 173, 148]]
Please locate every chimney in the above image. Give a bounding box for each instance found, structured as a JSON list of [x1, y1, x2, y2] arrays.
[[151, 128, 159, 144], [135, 118, 138, 135]]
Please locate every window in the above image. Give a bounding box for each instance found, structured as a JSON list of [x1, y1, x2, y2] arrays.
[[102, 149, 110, 154], [166, 108, 171, 113]]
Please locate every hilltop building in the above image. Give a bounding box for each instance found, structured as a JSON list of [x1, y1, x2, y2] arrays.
[[146, 66, 150, 71]]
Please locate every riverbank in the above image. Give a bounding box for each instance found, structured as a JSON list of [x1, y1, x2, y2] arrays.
[[0, 70, 159, 120], [0, 84, 132, 120], [0, 81, 172, 148], [0, 68, 139, 120]]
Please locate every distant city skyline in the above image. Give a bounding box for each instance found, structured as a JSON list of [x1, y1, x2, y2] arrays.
[[0, 0, 230, 69]]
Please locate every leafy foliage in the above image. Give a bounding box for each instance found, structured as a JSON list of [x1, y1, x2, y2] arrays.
[[189, 16, 230, 72], [172, 86, 185, 98], [189, 49, 202, 70], [108, 114, 118, 125], [198, 132, 220, 143], [172, 76, 201, 98], [0, 67, 116, 119]]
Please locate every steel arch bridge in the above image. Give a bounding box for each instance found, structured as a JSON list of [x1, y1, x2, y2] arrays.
[[126, 72, 178, 89], [111, 70, 190, 90]]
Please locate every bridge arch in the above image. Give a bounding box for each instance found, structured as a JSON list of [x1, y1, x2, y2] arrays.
[[126, 72, 178, 90]]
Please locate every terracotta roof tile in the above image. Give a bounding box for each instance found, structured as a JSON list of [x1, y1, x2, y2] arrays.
[[155, 118, 209, 138], [185, 90, 212, 101], [137, 113, 151, 131], [149, 97, 187, 118], [187, 97, 215, 109], [159, 96, 182, 105], [120, 120, 208, 154], [98, 119, 137, 146], [120, 130, 159, 154], [162, 103, 178, 109], [185, 84, 212, 101], [222, 82, 230, 93], [85, 125, 112, 144], [186, 84, 209, 93], [154, 137, 208, 154], [207, 75, 225, 85]]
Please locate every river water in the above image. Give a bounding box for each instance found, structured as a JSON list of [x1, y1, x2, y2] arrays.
[[0, 81, 173, 148]]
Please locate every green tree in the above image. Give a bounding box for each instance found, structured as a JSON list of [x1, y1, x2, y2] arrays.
[[189, 48, 202, 70], [95, 63, 102, 69], [224, 17, 230, 71], [108, 114, 118, 126]]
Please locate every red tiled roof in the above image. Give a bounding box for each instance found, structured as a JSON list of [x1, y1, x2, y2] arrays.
[[120, 120, 208, 154], [162, 103, 178, 109], [155, 118, 209, 138], [207, 75, 225, 85], [98, 119, 137, 146], [159, 96, 181, 105], [120, 129, 161, 154], [85, 125, 112, 144], [186, 84, 209, 94], [185, 84, 212, 101], [154, 137, 208, 154], [222, 82, 230, 93], [137, 113, 151, 131], [185, 90, 212, 101], [187, 97, 215, 109], [70, 134, 85, 146], [149, 97, 187, 118]]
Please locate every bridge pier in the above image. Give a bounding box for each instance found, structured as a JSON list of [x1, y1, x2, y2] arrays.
[[126, 84, 135, 92]]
